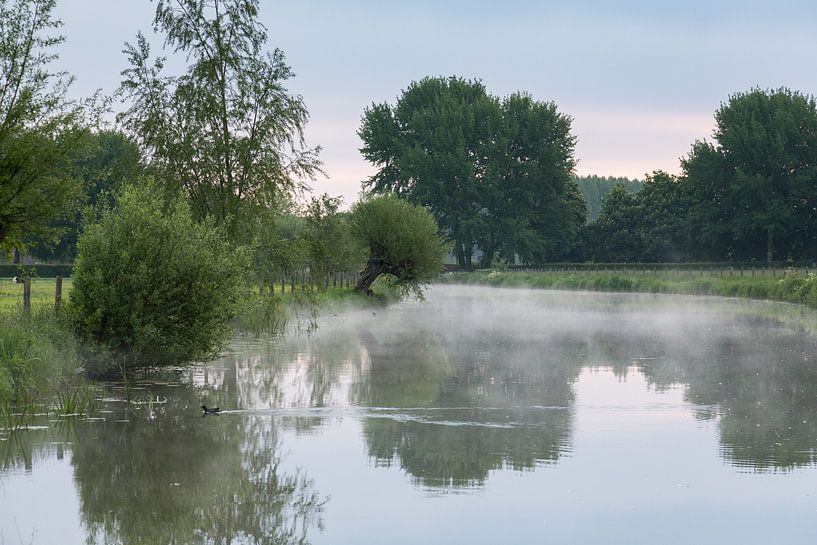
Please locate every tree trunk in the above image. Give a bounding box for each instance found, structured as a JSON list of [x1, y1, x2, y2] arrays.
[[355, 258, 384, 294], [464, 246, 473, 272], [455, 242, 466, 270], [767, 228, 774, 264], [480, 247, 494, 269]]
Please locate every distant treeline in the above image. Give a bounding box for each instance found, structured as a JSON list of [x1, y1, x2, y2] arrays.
[[573, 175, 643, 221], [362, 81, 817, 266]]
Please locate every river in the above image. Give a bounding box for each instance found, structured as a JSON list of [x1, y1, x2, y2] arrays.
[[2, 284, 817, 544]]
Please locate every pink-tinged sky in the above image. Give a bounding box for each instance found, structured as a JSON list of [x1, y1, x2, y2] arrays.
[[54, 0, 817, 207]]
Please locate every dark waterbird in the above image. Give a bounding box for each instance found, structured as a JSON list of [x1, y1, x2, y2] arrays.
[[201, 405, 220, 415]]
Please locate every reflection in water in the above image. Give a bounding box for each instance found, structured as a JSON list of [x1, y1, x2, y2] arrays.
[[5, 286, 817, 543], [1, 369, 325, 545], [354, 324, 576, 487], [337, 288, 817, 478]]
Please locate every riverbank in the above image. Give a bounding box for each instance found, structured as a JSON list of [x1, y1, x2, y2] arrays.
[[438, 269, 817, 308], [0, 277, 383, 421]]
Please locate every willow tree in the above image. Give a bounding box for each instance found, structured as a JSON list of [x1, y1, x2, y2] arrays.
[[118, 0, 321, 241], [351, 194, 446, 297]]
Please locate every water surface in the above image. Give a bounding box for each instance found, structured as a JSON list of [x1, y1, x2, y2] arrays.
[[3, 285, 817, 544]]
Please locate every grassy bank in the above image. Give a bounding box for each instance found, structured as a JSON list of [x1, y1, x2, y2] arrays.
[[0, 275, 384, 420], [0, 308, 82, 421], [439, 269, 817, 308]]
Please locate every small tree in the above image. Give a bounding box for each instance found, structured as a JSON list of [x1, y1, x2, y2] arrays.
[[70, 184, 248, 372], [118, 0, 321, 241], [350, 194, 446, 296]]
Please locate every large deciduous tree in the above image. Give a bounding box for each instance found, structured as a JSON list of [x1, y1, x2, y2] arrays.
[[359, 77, 497, 270], [118, 0, 321, 241], [683, 88, 817, 262], [0, 0, 91, 253], [359, 77, 581, 269]]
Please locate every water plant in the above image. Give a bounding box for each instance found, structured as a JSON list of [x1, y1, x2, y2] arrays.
[[54, 383, 98, 416]]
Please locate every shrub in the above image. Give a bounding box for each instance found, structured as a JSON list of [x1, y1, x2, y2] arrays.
[[69, 184, 249, 371]]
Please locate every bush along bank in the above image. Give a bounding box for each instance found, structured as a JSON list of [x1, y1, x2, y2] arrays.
[[438, 269, 817, 309]]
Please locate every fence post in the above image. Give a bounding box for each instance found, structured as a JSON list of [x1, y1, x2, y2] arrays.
[[23, 277, 31, 310], [55, 275, 62, 314]]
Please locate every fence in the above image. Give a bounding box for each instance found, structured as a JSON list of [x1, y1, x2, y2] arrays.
[[500, 262, 815, 278], [263, 270, 361, 294], [12, 275, 64, 313]]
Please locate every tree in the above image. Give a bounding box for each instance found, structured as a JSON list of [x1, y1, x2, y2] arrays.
[[118, 0, 321, 241], [580, 185, 645, 262], [360, 77, 497, 270], [300, 194, 364, 286], [683, 88, 817, 262], [350, 194, 446, 296], [573, 175, 643, 221], [0, 0, 91, 253], [578, 171, 691, 262], [28, 130, 145, 261], [69, 183, 249, 372], [359, 77, 581, 268], [477, 92, 584, 266]]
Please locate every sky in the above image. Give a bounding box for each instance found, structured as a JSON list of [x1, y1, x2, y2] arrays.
[[52, 0, 817, 207]]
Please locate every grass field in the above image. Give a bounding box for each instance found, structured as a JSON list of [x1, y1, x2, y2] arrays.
[[0, 277, 72, 311]]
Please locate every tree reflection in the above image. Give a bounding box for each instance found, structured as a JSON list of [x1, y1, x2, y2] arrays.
[[356, 325, 579, 487], [70, 382, 324, 545], [630, 312, 817, 471]]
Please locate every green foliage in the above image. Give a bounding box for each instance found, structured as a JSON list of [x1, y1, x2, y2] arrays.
[[118, 0, 321, 241], [300, 194, 365, 284], [252, 210, 306, 289], [573, 175, 643, 221], [0, 0, 95, 253], [69, 184, 249, 371], [682, 88, 817, 262], [579, 171, 691, 262], [0, 308, 80, 405], [27, 130, 145, 261], [0, 263, 72, 277], [350, 194, 446, 296], [54, 382, 97, 415], [359, 77, 581, 268]]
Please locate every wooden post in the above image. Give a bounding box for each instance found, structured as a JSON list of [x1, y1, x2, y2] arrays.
[[55, 275, 63, 314], [290, 273, 295, 293], [23, 277, 31, 310], [281, 276, 285, 294]]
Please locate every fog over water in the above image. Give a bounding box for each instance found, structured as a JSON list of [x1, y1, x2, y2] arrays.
[[3, 284, 817, 544]]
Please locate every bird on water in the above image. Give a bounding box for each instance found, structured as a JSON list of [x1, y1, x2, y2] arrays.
[[201, 405, 220, 415]]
